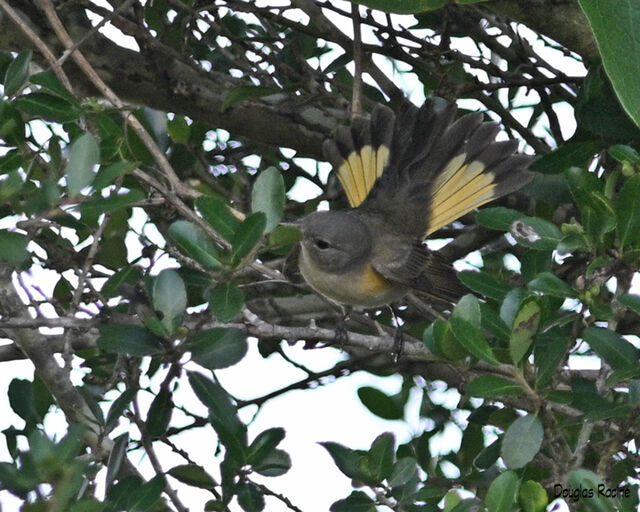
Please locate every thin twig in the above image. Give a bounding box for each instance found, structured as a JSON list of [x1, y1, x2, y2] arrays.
[[350, 2, 362, 117]]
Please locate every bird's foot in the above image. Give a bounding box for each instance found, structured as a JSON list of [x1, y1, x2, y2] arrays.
[[392, 325, 404, 362]]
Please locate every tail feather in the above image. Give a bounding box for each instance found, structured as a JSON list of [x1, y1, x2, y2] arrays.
[[323, 99, 533, 238], [323, 106, 394, 208]]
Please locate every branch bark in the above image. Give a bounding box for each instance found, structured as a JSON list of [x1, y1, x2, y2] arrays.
[[487, 0, 598, 61]]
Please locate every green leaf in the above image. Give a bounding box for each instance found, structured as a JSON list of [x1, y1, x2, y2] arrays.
[[457, 271, 511, 301], [30, 71, 78, 104], [477, 206, 522, 231], [97, 324, 163, 356], [510, 296, 542, 364], [167, 116, 190, 144], [52, 426, 82, 463], [473, 438, 501, 470], [485, 470, 519, 512], [187, 372, 247, 464], [93, 160, 138, 190], [152, 269, 187, 333], [0, 102, 25, 145], [253, 449, 291, 477], [424, 318, 467, 360], [388, 457, 417, 488], [129, 474, 165, 510], [501, 414, 543, 469], [247, 428, 285, 466], [0, 52, 11, 79], [319, 442, 361, 480], [527, 271, 577, 298], [167, 464, 215, 489], [230, 213, 266, 264], [0, 461, 32, 495], [324, 53, 353, 74], [108, 476, 141, 508], [0, 150, 23, 172], [511, 217, 563, 250], [618, 293, 640, 314], [518, 480, 548, 512], [616, 174, 640, 249], [4, 50, 32, 96], [500, 288, 527, 327], [251, 167, 285, 233], [520, 250, 552, 283], [146, 388, 173, 437], [479, 302, 511, 341], [189, 327, 248, 370], [221, 85, 280, 112], [208, 281, 244, 322], [449, 498, 485, 512], [534, 328, 572, 388], [451, 294, 481, 327], [569, 379, 633, 419], [168, 220, 223, 269], [609, 144, 640, 165], [65, 133, 100, 197], [583, 326, 639, 371], [14, 92, 80, 123], [105, 389, 136, 433], [8, 379, 37, 422], [629, 380, 640, 404], [237, 481, 264, 512], [575, 65, 640, 140], [579, 0, 640, 127], [330, 491, 376, 512], [0, 230, 29, 266], [105, 434, 129, 490], [530, 141, 603, 175], [459, 422, 483, 472], [79, 189, 145, 215], [467, 376, 522, 398], [568, 469, 617, 512], [567, 176, 617, 245], [368, 432, 395, 482], [449, 316, 500, 365], [357, 386, 403, 420], [102, 266, 143, 298], [195, 196, 240, 241]]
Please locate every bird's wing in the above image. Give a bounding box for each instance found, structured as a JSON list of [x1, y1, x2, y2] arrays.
[[372, 243, 468, 304], [324, 99, 533, 239]]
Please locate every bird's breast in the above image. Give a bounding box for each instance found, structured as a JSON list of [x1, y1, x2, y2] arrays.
[[298, 247, 407, 307]]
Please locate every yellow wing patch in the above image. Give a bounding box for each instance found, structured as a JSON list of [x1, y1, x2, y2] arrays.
[[426, 156, 497, 236], [336, 145, 390, 207]]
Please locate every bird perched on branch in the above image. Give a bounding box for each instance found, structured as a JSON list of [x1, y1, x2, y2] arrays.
[[286, 99, 533, 354]]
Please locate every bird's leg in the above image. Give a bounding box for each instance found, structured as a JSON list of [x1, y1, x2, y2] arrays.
[[388, 305, 403, 361], [335, 305, 352, 350]]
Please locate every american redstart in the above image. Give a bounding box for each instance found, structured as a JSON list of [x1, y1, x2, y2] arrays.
[[287, 99, 533, 313]]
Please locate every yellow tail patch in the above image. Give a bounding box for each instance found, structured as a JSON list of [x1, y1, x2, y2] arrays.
[[337, 145, 390, 207], [426, 157, 497, 236]]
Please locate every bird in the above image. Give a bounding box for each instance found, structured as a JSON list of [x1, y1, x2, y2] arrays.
[[286, 98, 533, 352]]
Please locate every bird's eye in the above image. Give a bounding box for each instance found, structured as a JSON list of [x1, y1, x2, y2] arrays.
[[315, 239, 330, 250]]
